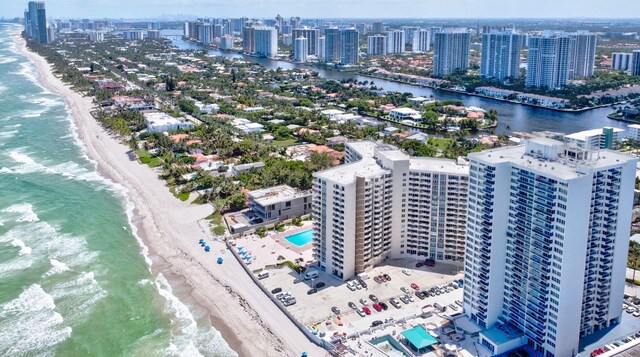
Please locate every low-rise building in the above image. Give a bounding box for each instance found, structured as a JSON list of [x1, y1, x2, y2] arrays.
[[390, 108, 421, 121], [232, 161, 265, 176], [144, 112, 194, 133], [248, 185, 312, 222], [564, 127, 624, 150], [231, 118, 265, 134]]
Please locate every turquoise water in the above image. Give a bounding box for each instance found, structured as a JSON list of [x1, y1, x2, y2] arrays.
[[0, 24, 234, 356], [285, 230, 314, 247]]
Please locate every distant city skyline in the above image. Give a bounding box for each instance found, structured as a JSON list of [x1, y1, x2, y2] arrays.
[[2, 0, 640, 20]]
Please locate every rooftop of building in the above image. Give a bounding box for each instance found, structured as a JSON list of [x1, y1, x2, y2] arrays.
[[469, 137, 637, 180], [346, 141, 378, 159], [143, 112, 186, 124], [565, 127, 624, 141], [410, 157, 470, 175], [247, 185, 309, 206], [314, 156, 389, 185]]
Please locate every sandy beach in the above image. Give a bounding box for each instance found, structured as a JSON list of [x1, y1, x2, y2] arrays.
[[15, 34, 327, 357]]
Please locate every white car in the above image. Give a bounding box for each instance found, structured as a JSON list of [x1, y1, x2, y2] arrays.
[[402, 269, 411, 276], [346, 282, 356, 291], [634, 311, 640, 317]]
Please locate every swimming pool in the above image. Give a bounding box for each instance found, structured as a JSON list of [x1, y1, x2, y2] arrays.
[[285, 230, 314, 247]]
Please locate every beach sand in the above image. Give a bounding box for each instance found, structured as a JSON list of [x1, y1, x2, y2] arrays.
[[15, 34, 327, 357]]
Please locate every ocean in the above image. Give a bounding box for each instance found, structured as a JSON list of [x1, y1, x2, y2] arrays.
[[0, 24, 235, 357]]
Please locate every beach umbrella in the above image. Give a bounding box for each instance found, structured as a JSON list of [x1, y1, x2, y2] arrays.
[[217, 257, 223, 264], [200, 241, 207, 247], [237, 247, 244, 251], [239, 251, 247, 256], [198, 239, 204, 244], [204, 246, 211, 252], [245, 256, 252, 261]]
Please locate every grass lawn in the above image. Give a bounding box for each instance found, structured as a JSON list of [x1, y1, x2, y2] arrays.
[[428, 138, 451, 150], [206, 211, 227, 236], [136, 148, 164, 168], [272, 138, 298, 147]]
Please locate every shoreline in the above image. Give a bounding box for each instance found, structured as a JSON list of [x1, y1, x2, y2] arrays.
[[360, 73, 620, 113], [15, 33, 326, 357]]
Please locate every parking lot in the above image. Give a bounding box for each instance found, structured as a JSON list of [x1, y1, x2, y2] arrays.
[[258, 258, 465, 333]]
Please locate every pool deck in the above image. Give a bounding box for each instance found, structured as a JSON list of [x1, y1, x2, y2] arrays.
[[229, 223, 315, 271]]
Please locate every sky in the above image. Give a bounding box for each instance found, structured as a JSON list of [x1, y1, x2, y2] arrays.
[[1, 0, 640, 20]]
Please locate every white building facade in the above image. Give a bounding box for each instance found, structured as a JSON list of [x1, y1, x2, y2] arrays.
[[367, 34, 388, 56], [312, 142, 469, 280], [294, 37, 309, 62], [254, 27, 278, 58], [480, 30, 524, 81], [387, 30, 405, 54], [463, 138, 637, 357], [412, 29, 431, 53], [433, 30, 470, 77]]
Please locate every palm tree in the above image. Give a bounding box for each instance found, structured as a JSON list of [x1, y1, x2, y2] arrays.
[[629, 241, 640, 282]]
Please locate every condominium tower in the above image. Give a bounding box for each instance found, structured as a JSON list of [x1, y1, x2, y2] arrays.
[[480, 30, 524, 81], [340, 28, 359, 65], [312, 142, 469, 280], [433, 30, 471, 77], [413, 29, 431, 53], [254, 27, 278, 58], [324, 28, 341, 62], [387, 30, 405, 54], [367, 34, 388, 56], [292, 27, 320, 55], [463, 138, 637, 357], [526, 32, 572, 89], [294, 37, 309, 62], [612, 52, 633, 71], [570, 31, 597, 78], [25, 1, 49, 44], [632, 50, 640, 77], [242, 26, 256, 54]]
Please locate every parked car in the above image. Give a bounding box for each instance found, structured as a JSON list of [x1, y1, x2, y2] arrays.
[[425, 259, 435, 267], [379, 302, 388, 310], [348, 302, 357, 310], [378, 274, 386, 282], [406, 294, 414, 302], [369, 294, 379, 303], [307, 288, 317, 295], [362, 306, 372, 315], [455, 300, 463, 306], [401, 287, 410, 294], [359, 298, 368, 305], [359, 280, 367, 289], [383, 274, 391, 281], [315, 282, 326, 289], [390, 298, 401, 309], [284, 298, 296, 306], [411, 283, 420, 290], [373, 303, 383, 312], [331, 306, 341, 315], [415, 262, 424, 268], [356, 309, 366, 317], [371, 320, 383, 327], [415, 291, 426, 300], [399, 296, 410, 304], [346, 282, 356, 291], [271, 287, 282, 294], [402, 269, 411, 276], [293, 277, 302, 284], [449, 303, 458, 311]]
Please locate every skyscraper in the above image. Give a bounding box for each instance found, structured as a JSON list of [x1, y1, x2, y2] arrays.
[[293, 37, 308, 62], [632, 50, 640, 76], [318, 36, 326, 60], [372, 21, 384, 34], [463, 138, 637, 357], [242, 26, 256, 54], [25, 1, 48, 44], [526, 32, 572, 89], [480, 29, 524, 81], [570, 30, 597, 78], [312, 142, 469, 280], [611, 52, 633, 71], [324, 28, 341, 62], [292, 27, 320, 55], [412, 29, 431, 53], [340, 28, 359, 65], [254, 27, 278, 58], [367, 34, 387, 56], [433, 30, 470, 77], [386, 30, 405, 54]]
